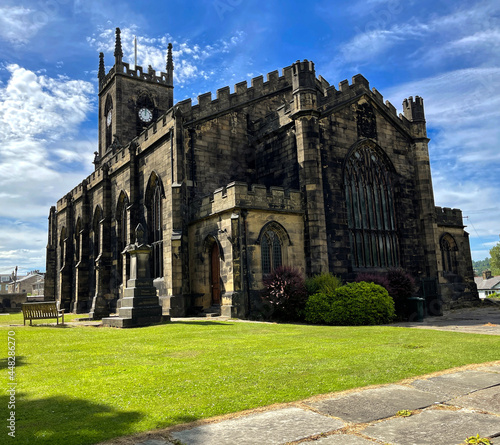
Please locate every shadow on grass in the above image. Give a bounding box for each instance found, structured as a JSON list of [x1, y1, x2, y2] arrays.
[[0, 355, 26, 369], [2, 392, 144, 445], [171, 320, 234, 326]]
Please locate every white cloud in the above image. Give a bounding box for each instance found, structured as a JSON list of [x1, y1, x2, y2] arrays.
[[0, 65, 95, 271], [339, 2, 500, 65], [0, 222, 47, 275], [0, 6, 45, 44], [384, 67, 500, 155], [0, 64, 94, 140], [87, 27, 246, 86], [383, 66, 500, 254]]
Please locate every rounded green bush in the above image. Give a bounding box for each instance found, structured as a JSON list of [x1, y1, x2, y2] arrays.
[[305, 273, 343, 295], [304, 292, 332, 324], [304, 282, 395, 326]]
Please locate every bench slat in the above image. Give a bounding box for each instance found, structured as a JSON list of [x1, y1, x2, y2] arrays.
[[22, 302, 64, 326]]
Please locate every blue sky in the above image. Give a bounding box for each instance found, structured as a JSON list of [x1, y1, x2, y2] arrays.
[[0, 0, 499, 274]]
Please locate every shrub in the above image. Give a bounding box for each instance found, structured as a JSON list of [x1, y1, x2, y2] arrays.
[[305, 273, 343, 295], [303, 292, 333, 324], [386, 268, 417, 317], [261, 266, 308, 321], [355, 272, 390, 291], [356, 269, 417, 319], [304, 282, 395, 326]]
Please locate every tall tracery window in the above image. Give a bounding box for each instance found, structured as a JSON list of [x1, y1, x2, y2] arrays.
[[116, 193, 129, 284], [74, 218, 81, 263], [260, 223, 286, 275], [151, 185, 163, 278], [344, 144, 399, 268], [92, 207, 102, 260], [440, 233, 458, 274], [146, 173, 164, 279], [60, 227, 66, 268]]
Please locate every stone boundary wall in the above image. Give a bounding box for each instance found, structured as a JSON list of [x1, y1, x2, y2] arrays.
[[0, 293, 27, 312]]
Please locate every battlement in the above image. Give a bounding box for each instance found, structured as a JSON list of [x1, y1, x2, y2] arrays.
[[403, 96, 425, 122], [175, 66, 294, 123], [100, 62, 173, 92], [292, 59, 317, 94], [192, 182, 303, 220], [318, 74, 421, 129], [292, 59, 315, 73], [436, 206, 464, 227]]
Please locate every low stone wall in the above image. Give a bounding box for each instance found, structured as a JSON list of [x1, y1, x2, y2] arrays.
[[0, 293, 28, 312]]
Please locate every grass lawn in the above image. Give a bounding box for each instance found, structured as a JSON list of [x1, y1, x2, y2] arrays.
[[1, 312, 499, 444]]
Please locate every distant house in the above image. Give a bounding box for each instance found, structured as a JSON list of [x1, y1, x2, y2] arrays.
[[31, 274, 45, 296], [0, 274, 13, 294], [474, 271, 500, 299], [8, 272, 44, 295]]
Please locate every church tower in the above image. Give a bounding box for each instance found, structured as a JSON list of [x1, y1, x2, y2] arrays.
[[97, 28, 174, 156]]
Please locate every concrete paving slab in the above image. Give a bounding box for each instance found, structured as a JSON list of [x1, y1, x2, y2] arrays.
[[362, 409, 500, 445], [137, 440, 171, 445], [309, 384, 439, 423], [410, 371, 500, 400], [171, 407, 344, 445], [305, 434, 378, 444], [477, 364, 500, 373], [451, 385, 500, 414]]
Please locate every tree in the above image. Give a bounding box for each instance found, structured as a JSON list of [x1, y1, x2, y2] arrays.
[[490, 242, 500, 276], [473, 258, 491, 276]]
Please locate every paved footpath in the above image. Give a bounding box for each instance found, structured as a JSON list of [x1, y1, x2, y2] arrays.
[[100, 306, 500, 445]]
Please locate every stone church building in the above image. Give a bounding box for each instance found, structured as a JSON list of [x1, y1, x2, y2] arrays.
[[44, 28, 478, 319]]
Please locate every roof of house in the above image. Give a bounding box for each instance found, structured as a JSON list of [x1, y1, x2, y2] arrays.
[[12, 274, 42, 284], [474, 276, 500, 290]]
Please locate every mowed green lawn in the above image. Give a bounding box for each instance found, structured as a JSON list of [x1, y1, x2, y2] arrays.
[[1, 313, 499, 445]]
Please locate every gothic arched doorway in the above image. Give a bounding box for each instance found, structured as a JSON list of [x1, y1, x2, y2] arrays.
[[210, 242, 221, 305]]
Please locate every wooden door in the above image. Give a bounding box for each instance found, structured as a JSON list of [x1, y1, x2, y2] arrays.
[[211, 243, 221, 305]]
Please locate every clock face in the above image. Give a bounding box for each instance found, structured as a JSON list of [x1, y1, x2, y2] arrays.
[[106, 110, 112, 127], [138, 107, 153, 123]]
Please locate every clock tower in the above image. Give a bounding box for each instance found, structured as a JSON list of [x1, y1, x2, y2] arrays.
[[97, 28, 174, 157]]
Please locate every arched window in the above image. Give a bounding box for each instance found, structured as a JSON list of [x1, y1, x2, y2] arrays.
[[74, 218, 81, 263], [344, 143, 399, 268], [60, 227, 66, 268], [440, 233, 458, 274], [261, 231, 282, 275], [116, 192, 129, 284], [92, 206, 102, 260], [145, 172, 164, 279], [258, 222, 290, 275]]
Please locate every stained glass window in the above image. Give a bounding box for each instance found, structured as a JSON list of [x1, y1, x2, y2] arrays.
[[344, 144, 399, 268], [261, 230, 282, 275]]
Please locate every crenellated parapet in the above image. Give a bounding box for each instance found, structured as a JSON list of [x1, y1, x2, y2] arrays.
[[99, 61, 173, 92], [321, 75, 393, 115], [191, 182, 303, 220], [403, 96, 425, 122], [436, 206, 464, 227], [175, 66, 294, 123], [317, 73, 425, 134], [99, 27, 173, 93]]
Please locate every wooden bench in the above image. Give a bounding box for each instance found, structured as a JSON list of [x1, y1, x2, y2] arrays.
[[22, 302, 65, 326]]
